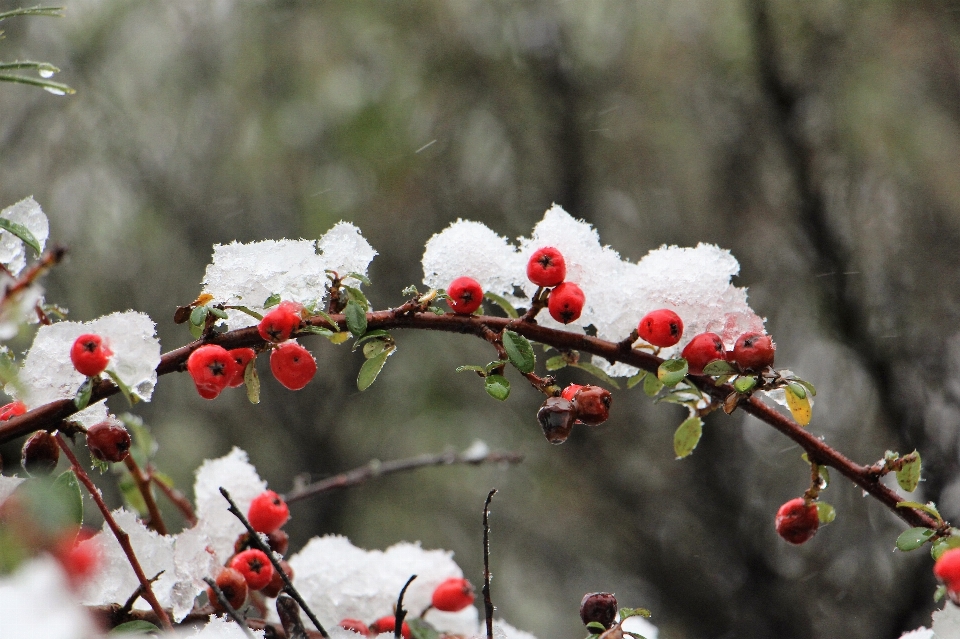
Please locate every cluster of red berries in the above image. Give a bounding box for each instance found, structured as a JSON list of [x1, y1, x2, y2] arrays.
[[774, 497, 819, 545], [207, 489, 293, 612], [70, 334, 113, 377], [337, 576, 475, 638], [537, 384, 612, 444]]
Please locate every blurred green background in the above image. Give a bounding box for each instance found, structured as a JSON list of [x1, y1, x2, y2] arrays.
[[3, 1, 960, 637]]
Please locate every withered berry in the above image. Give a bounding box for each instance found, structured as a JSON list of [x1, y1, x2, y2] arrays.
[[70, 334, 112, 377], [580, 592, 618, 629], [681, 332, 726, 375], [775, 497, 819, 544], [547, 282, 585, 324], [21, 430, 60, 475], [571, 385, 612, 426], [732, 332, 775, 371], [537, 396, 577, 444], [526, 247, 567, 287], [447, 277, 483, 315], [208, 567, 248, 612], [86, 420, 132, 463], [637, 309, 683, 348]]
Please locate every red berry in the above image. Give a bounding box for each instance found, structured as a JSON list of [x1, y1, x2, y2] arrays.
[[681, 332, 727, 375], [54, 532, 100, 587], [447, 277, 483, 315], [208, 567, 248, 612], [258, 301, 303, 343], [547, 282, 585, 324], [339, 619, 370, 636], [775, 497, 819, 544], [431, 577, 475, 612], [560, 384, 583, 402], [370, 616, 411, 639], [270, 341, 317, 391], [935, 548, 960, 593], [571, 385, 612, 426], [227, 348, 256, 388], [186, 344, 237, 399], [229, 548, 274, 591], [261, 559, 293, 598], [21, 430, 59, 475], [637, 309, 683, 348], [248, 490, 290, 534], [70, 334, 112, 377], [732, 332, 776, 370], [537, 396, 577, 444], [526, 247, 567, 287], [85, 420, 132, 463], [0, 401, 26, 421], [579, 592, 618, 629]]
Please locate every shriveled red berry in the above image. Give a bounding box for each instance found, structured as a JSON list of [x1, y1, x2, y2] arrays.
[[447, 277, 483, 315], [431, 577, 475, 612], [229, 548, 274, 591], [186, 344, 236, 399], [580, 592, 618, 629], [547, 282, 585, 324], [526, 247, 567, 287], [85, 420, 132, 463], [538, 396, 577, 444], [637, 309, 683, 348], [234, 529, 290, 556], [732, 332, 776, 370], [227, 348, 256, 388], [0, 401, 27, 421], [775, 497, 819, 544], [208, 567, 248, 612], [339, 619, 370, 636], [248, 490, 290, 534], [560, 384, 583, 402], [571, 385, 612, 426], [21, 430, 59, 475], [935, 548, 960, 593], [370, 616, 411, 639], [682, 332, 727, 375], [270, 341, 317, 391], [70, 334, 112, 377], [258, 301, 303, 343], [261, 559, 293, 598]]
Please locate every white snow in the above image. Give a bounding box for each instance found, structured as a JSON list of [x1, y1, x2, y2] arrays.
[[0, 557, 98, 639], [0, 196, 49, 276]]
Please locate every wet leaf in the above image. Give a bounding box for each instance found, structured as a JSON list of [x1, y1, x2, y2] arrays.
[[897, 501, 943, 523], [657, 359, 688, 387], [301, 325, 334, 337], [189, 305, 209, 327], [343, 285, 369, 310], [455, 365, 486, 374], [0, 217, 41, 254], [208, 307, 228, 320], [345, 272, 372, 286], [345, 300, 367, 338], [626, 371, 646, 389], [545, 355, 567, 371], [785, 384, 811, 426], [896, 527, 935, 552], [484, 374, 510, 401], [733, 376, 757, 393], [244, 360, 260, 404], [792, 378, 817, 397], [263, 293, 281, 308], [363, 339, 389, 359], [896, 451, 922, 492], [73, 378, 93, 410], [673, 416, 703, 459], [586, 621, 606, 634], [353, 330, 391, 349], [358, 349, 392, 391], [484, 292, 519, 318], [643, 373, 664, 397], [702, 360, 736, 375], [503, 330, 535, 373], [619, 607, 652, 619], [816, 501, 836, 525]]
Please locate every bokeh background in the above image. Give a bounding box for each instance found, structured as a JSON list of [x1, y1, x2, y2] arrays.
[[3, 1, 960, 637]]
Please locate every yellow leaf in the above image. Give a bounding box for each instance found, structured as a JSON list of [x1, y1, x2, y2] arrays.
[[785, 385, 812, 426]]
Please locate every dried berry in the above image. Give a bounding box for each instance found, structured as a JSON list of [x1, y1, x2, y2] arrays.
[[681, 332, 726, 375], [247, 489, 290, 534], [186, 344, 237, 399], [775, 497, 819, 544], [229, 548, 275, 591], [526, 246, 566, 287], [261, 559, 293, 598], [208, 567, 248, 612], [637, 309, 683, 348], [70, 334, 112, 377], [431, 577, 475, 612], [270, 341, 317, 391], [580, 592, 618, 629], [258, 301, 303, 343], [447, 277, 483, 315], [85, 420, 132, 463], [227, 348, 256, 388], [537, 396, 577, 444], [732, 332, 775, 371], [571, 385, 612, 426], [560, 384, 583, 402], [370, 616, 411, 639], [547, 282, 585, 324], [21, 430, 59, 475]]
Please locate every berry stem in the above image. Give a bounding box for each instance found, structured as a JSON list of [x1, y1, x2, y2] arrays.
[[482, 488, 497, 639], [123, 455, 168, 535], [515, 287, 546, 323], [54, 433, 173, 630], [276, 594, 309, 639], [203, 577, 256, 639], [150, 472, 198, 526]]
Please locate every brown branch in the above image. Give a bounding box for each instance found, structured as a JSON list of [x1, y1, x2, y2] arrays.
[[282, 447, 524, 504], [151, 472, 197, 526], [482, 488, 497, 639], [0, 244, 66, 307], [54, 434, 172, 629], [123, 455, 168, 535]]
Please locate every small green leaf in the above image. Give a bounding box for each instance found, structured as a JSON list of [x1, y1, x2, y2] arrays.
[[73, 378, 93, 410], [455, 365, 486, 374], [189, 305, 209, 327], [714, 374, 735, 387], [406, 618, 440, 639], [545, 355, 567, 371], [573, 361, 621, 389], [673, 416, 703, 459], [343, 285, 370, 310], [585, 622, 607, 633], [702, 360, 736, 375], [896, 527, 935, 552], [657, 359, 688, 387], [816, 501, 836, 525], [401, 285, 420, 297], [643, 373, 664, 397], [792, 378, 817, 397], [353, 330, 391, 349], [363, 339, 389, 359], [896, 451, 922, 492], [897, 501, 943, 522], [483, 292, 519, 318], [208, 307, 228, 320], [106, 370, 139, 406], [0, 217, 41, 254], [935, 584, 948, 602], [345, 300, 368, 338], [626, 371, 646, 389], [244, 360, 260, 404], [733, 376, 757, 393], [188, 321, 203, 339], [786, 381, 806, 400], [484, 360, 508, 374], [484, 374, 510, 401], [619, 607, 652, 619], [931, 535, 960, 561], [109, 620, 161, 635], [53, 470, 82, 526], [263, 293, 281, 308], [119, 413, 154, 466], [119, 473, 148, 515], [358, 349, 392, 391], [345, 271, 372, 286], [503, 330, 536, 374], [313, 309, 341, 331], [301, 325, 334, 337]]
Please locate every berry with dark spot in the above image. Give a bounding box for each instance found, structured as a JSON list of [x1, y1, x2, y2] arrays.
[[775, 497, 819, 544], [637, 309, 683, 348], [70, 334, 112, 377], [526, 247, 567, 287], [186, 344, 236, 399], [580, 592, 618, 629], [229, 548, 274, 591], [547, 282, 585, 324], [258, 301, 303, 343], [247, 490, 290, 534], [270, 341, 317, 391], [86, 420, 132, 463], [447, 277, 483, 315], [732, 332, 775, 371], [681, 332, 727, 375], [208, 567, 248, 612], [227, 348, 256, 387]]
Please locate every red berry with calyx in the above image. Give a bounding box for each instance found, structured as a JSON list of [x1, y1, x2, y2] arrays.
[[934, 548, 960, 594], [527, 247, 567, 287], [547, 282, 585, 324], [732, 332, 776, 370], [70, 334, 112, 377], [258, 301, 303, 343], [229, 548, 274, 591], [227, 348, 256, 388], [447, 277, 483, 315], [248, 490, 290, 534], [270, 341, 317, 391], [339, 619, 370, 636], [370, 616, 411, 639], [538, 396, 577, 444], [580, 592, 618, 629], [208, 567, 248, 612], [431, 577, 475, 612], [560, 384, 583, 402], [682, 332, 727, 375], [187, 344, 236, 399], [86, 420, 132, 463], [21, 430, 60, 475], [261, 559, 293, 598], [775, 497, 819, 544], [637, 309, 683, 348], [0, 401, 26, 421], [571, 385, 612, 426]]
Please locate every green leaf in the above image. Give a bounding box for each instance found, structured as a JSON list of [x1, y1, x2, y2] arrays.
[[208, 307, 228, 320], [643, 373, 664, 397], [455, 365, 486, 374], [896, 451, 922, 492], [313, 309, 341, 331], [73, 378, 93, 410], [626, 371, 646, 388], [345, 271, 372, 286], [358, 349, 392, 391], [573, 361, 621, 389], [244, 360, 260, 404], [406, 618, 440, 639], [545, 355, 567, 371], [619, 607, 652, 619], [188, 320, 203, 339], [714, 374, 735, 387], [897, 501, 943, 523], [585, 622, 607, 633], [227, 305, 263, 321], [896, 527, 935, 552], [657, 358, 688, 387], [345, 300, 368, 338], [816, 501, 836, 525], [52, 470, 82, 526], [503, 330, 536, 374], [189, 304, 209, 327], [0, 217, 41, 255], [786, 381, 806, 400], [119, 413, 155, 466], [792, 378, 817, 397], [931, 535, 960, 561], [935, 584, 948, 602], [363, 339, 390, 359], [733, 376, 757, 393], [484, 374, 510, 401], [263, 293, 281, 308], [673, 416, 703, 459], [300, 325, 334, 337], [484, 360, 508, 374], [702, 360, 736, 375], [109, 620, 161, 635], [483, 292, 519, 318], [353, 330, 391, 349], [106, 370, 139, 406], [343, 285, 370, 310], [401, 285, 420, 297]]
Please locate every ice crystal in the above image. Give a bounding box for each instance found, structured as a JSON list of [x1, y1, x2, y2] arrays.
[[0, 196, 49, 276]]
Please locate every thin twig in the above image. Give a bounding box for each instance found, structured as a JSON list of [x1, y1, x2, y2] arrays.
[[151, 472, 198, 526], [0, 245, 65, 306], [123, 455, 168, 535], [117, 571, 165, 619], [394, 574, 417, 639], [482, 489, 497, 639], [54, 434, 172, 629], [203, 577, 256, 639], [277, 595, 309, 639], [219, 487, 329, 638]]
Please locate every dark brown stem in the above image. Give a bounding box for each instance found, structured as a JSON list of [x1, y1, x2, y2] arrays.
[[54, 433, 172, 629], [117, 571, 164, 619], [151, 472, 198, 526], [204, 577, 256, 639], [123, 455, 168, 535], [482, 488, 497, 639], [515, 287, 546, 323], [394, 574, 416, 639], [277, 595, 309, 639], [282, 448, 524, 504]]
